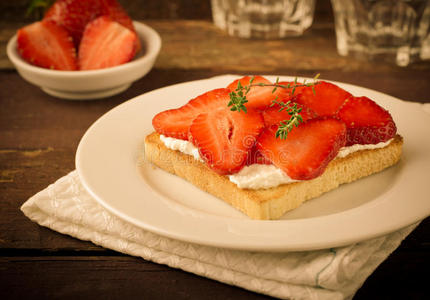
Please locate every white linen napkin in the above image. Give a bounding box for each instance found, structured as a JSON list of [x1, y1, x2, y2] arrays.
[[21, 102, 429, 300], [21, 170, 418, 300]]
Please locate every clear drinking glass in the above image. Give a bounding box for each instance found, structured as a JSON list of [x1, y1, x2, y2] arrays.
[[211, 0, 316, 39], [331, 0, 430, 66]]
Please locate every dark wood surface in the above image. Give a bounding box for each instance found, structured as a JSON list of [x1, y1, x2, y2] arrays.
[[1, 1, 430, 299]]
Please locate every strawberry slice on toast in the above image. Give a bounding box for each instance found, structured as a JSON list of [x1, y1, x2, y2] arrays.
[[246, 145, 272, 165], [337, 96, 397, 146], [292, 81, 352, 116], [227, 76, 289, 110], [17, 20, 78, 70], [189, 109, 264, 175], [262, 101, 317, 127], [256, 118, 347, 180], [152, 88, 231, 140], [78, 16, 138, 70]]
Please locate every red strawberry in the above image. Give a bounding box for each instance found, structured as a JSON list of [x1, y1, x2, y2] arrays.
[[78, 16, 137, 70], [17, 20, 78, 70], [262, 101, 317, 127], [44, 0, 139, 50], [152, 88, 231, 140], [337, 96, 397, 146], [99, 0, 141, 52], [44, 0, 102, 46], [227, 76, 289, 110], [100, 0, 134, 32], [292, 81, 352, 116], [246, 145, 272, 165], [256, 118, 346, 180], [189, 109, 264, 175]]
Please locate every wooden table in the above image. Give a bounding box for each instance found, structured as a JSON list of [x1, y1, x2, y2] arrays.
[[1, 2, 430, 298]]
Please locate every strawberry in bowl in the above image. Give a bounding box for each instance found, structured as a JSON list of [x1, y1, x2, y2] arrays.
[[18, 0, 140, 71], [7, 0, 161, 100]]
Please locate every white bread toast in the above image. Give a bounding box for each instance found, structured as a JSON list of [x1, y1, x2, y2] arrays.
[[144, 132, 403, 220]]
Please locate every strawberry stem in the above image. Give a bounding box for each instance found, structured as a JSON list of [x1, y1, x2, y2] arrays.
[[26, 0, 54, 19]]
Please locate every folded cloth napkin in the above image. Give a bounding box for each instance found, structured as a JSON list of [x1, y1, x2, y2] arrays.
[[21, 170, 418, 300], [22, 102, 429, 300]]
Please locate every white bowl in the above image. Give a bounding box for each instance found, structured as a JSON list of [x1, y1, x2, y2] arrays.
[[7, 21, 161, 100]]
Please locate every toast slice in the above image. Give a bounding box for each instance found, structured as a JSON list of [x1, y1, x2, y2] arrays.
[[144, 132, 403, 220]]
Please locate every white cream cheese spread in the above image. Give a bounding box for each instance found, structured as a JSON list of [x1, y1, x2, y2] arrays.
[[337, 140, 392, 158], [228, 164, 299, 189], [160, 134, 203, 162], [159, 134, 392, 190]]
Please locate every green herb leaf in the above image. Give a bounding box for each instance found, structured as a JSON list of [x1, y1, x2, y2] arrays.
[[26, 0, 54, 19], [227, 74, 321, 139]]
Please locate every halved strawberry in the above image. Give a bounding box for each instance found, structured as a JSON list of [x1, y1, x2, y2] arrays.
[[78, 16, 137, 70], [337, 96, 397, 146], [17, 20, 78, 70], [152, 88, 230, 140], [256, 118, 346, 180], [44, 0, 139, 50], [292, 81, 352, 116], [226, 76, 289, 110], [44, 0, 102, 46], [189, 109, 264, 175], [262, 101, 317, 127], [99, 0, 141, 52], [246, 145, 272, 165]]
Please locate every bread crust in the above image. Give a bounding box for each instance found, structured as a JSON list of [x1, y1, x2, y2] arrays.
[[144, 132, 403, 220]]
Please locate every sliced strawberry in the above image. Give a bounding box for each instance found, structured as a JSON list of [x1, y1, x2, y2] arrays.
[[78, 16, 137, 70], [44, 0, 102, 46], [337, 96, 397, 146], [256, 118, 346, 180], [152, 88, 230, 140], [227, 76, 289, 110], [99, 0, 141, 52], [262, 101, 317, 127], [44, 0, 138, 50], [99, 0, 134, 30], [292, 81, 352, 116], [189, 109, 264, 175], [246, 145, 272, 165], [17, 20, 78, 70]]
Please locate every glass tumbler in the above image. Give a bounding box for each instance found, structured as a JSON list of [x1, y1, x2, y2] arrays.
[[331, 0, 430, 66], [211, 0, 316, 39]]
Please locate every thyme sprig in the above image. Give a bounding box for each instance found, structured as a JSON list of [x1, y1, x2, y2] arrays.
[[227, 77, 254, 113], [271, 100, 303, 140], [227, 74, 320, 139]]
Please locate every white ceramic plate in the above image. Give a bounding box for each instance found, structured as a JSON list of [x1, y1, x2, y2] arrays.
[[76, 75, 430, 251]]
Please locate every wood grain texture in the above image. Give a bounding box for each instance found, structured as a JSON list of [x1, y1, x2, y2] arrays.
[[1, 1, 430, 297], [0, 239, 429, 300], [1, 68, 429, 299], [0, 256, 275, 300], [2, 20, 430, 71], [0, 0, 336, 22]]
